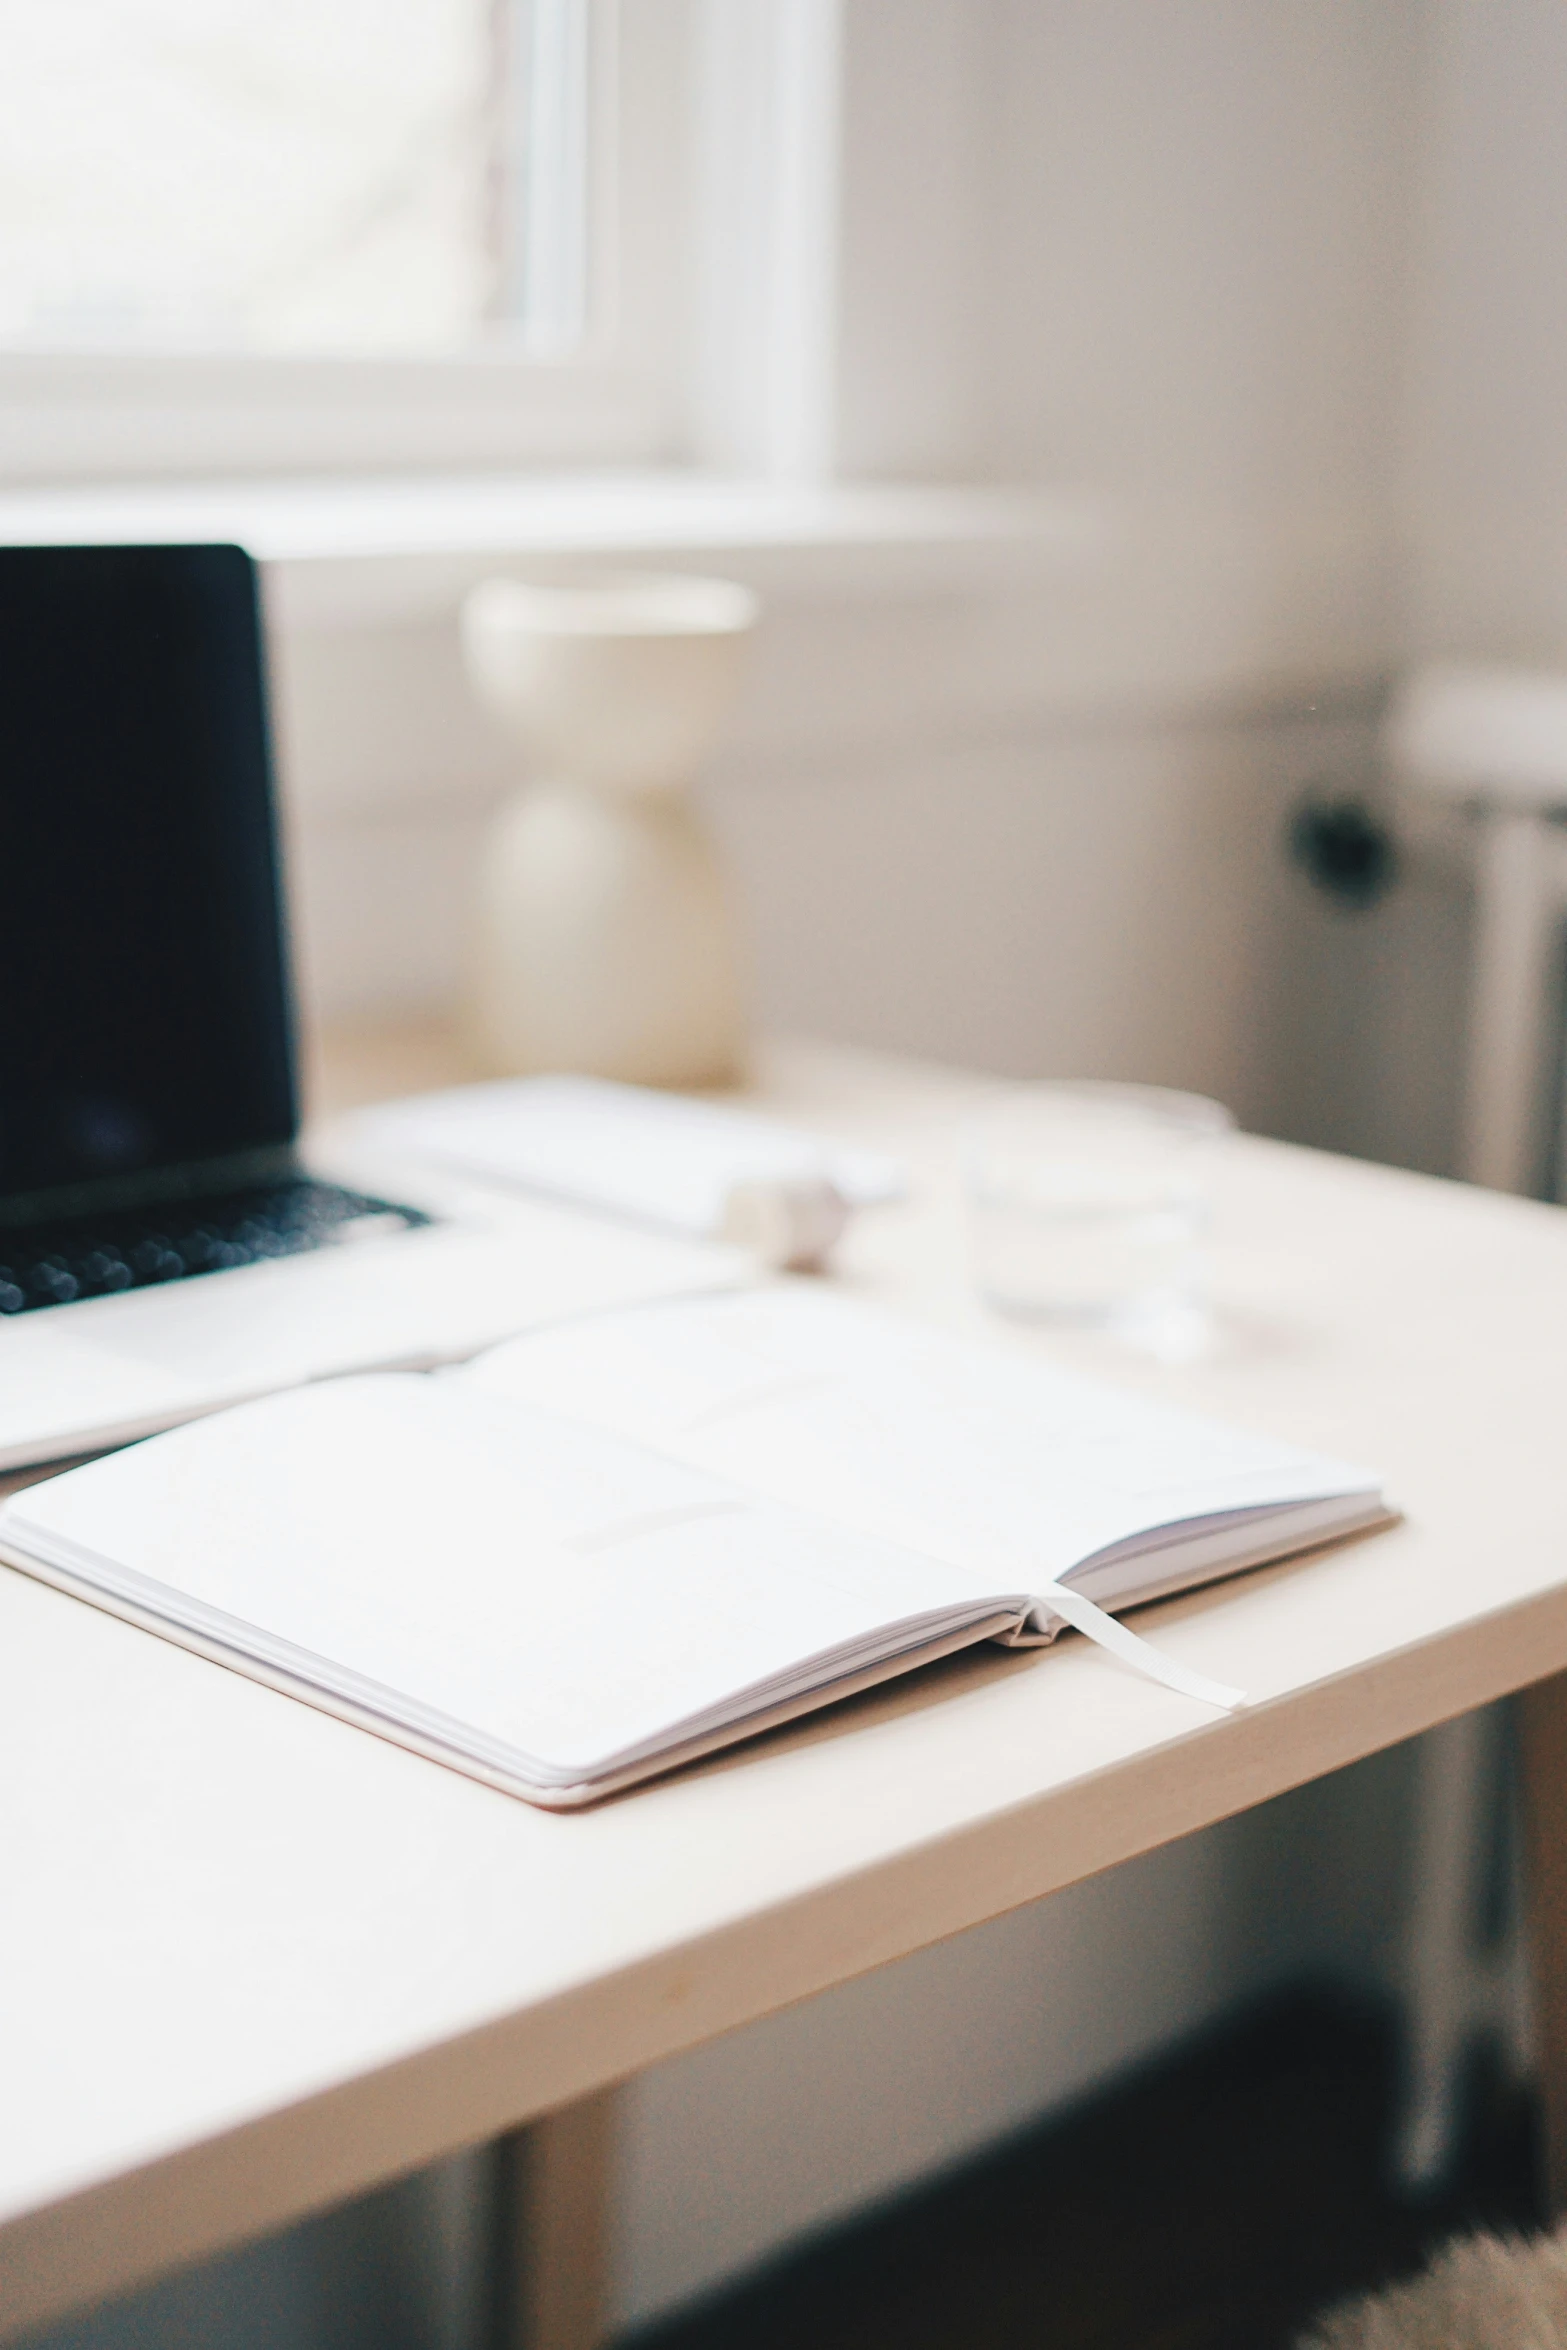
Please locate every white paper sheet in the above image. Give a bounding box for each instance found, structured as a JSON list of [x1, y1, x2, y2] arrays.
[[356, 1075, 905, 1237]]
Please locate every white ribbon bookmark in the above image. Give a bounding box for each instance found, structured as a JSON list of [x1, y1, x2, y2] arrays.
[[1031, 1582, 1247, 1712]]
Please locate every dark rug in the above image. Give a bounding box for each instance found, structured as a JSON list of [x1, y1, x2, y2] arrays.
[[623, 1991, 1539, 2350]]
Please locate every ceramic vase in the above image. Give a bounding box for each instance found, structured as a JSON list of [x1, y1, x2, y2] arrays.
[[461, 571, 757, 1087]]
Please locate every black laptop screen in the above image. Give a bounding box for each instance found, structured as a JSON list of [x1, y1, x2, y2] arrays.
[[0, 544, 296, 1210]]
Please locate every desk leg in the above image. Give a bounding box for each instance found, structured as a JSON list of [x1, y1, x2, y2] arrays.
[[1518, 1673, 1567, 2217], [491, 2089, 618, 2350], [1395, 1709, 1499, 2188]]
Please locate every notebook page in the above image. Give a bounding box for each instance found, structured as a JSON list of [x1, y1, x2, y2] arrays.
[[460, 1291, 1379, 1598], [4, 1375, 998, 1777]]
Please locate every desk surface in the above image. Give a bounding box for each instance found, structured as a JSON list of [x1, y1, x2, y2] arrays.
[[6, 1034, 1567, 2339]]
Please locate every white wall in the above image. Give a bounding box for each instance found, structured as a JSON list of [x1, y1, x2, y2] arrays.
[[984, 0, 1419, 512], [1403, 0, 1567, 663], [707, 699, 1376, 1114], [832, 0, 993, 478]]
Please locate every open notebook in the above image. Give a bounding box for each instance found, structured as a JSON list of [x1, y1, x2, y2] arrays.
[[0, 1289, 1390, 1807]]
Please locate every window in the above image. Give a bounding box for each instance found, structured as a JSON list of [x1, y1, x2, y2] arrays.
[[0, 0, 598, 358], [0, 0, 694, 481]]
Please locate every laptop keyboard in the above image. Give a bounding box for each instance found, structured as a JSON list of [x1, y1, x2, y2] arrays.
[[0, 1179, 431, 1316]]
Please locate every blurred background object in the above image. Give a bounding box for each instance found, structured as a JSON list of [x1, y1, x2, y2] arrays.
[[963, 1079, 1233, 1337], [1288, 791, 1400, 912], [1386, 666, 1567, 1198], [461, 572, 756, 1087]]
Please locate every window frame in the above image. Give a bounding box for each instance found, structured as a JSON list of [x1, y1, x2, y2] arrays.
[[0, 0, 697, 487]]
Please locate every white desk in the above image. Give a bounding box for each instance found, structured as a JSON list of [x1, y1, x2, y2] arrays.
[[6, 1036, 1567, 2345]]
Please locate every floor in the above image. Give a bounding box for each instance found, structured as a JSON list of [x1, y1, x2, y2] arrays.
[[625, 1993, 1540, 2350]]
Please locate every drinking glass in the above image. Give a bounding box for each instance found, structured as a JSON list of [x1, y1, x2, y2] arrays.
[[962, 1081, 1234, 1329]]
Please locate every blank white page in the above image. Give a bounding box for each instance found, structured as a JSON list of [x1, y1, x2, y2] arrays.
[[461, 1291, 1380, 1594], [3, 1375, 990, 1780]]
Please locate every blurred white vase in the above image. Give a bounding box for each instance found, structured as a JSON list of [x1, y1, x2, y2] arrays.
[[461, 572, 757, 1087]]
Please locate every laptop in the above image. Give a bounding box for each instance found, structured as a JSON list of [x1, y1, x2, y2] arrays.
[[0, 544, 731, 1472]]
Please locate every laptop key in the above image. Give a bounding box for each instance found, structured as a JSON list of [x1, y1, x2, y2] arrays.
[[0, 1180, 430, 1315]]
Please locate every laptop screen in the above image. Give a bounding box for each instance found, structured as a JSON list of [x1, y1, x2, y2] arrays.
[[0, 544, 296, 1215]]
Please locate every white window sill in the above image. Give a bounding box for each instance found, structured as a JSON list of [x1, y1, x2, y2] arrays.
[[0, 468, 1393, 725], [0, 470, 1079, 631]]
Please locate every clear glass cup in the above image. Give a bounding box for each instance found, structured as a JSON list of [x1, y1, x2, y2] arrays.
[[962, 1081, 1235, 1329]]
